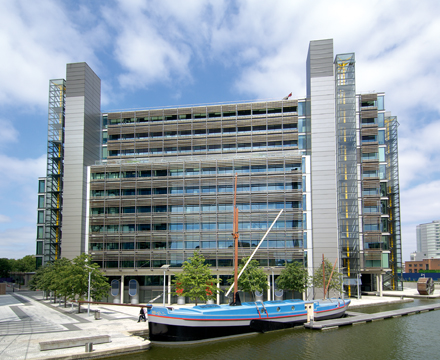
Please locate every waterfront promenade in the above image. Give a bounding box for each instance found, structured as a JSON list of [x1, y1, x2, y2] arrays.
[[0, 290, 149, 359], [1, 284, 440, 359]]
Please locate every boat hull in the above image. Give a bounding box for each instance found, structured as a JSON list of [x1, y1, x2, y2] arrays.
[[147, 299, 350, 342]]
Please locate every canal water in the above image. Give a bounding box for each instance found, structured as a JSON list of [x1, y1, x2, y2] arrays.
[[106, 299, 439, 360]]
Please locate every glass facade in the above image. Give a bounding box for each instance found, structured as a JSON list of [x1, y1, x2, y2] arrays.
[[90, 100, 306, 271]]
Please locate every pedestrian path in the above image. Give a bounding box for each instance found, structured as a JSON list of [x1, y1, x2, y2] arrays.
[[0, 291, 149, 359]]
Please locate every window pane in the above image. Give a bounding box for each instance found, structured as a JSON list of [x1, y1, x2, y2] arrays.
[[38, 195, 45, 208], [38, 180, 45, 193]]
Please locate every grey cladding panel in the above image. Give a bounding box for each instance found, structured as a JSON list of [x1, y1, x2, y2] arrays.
[[307, 39, 334, 78]]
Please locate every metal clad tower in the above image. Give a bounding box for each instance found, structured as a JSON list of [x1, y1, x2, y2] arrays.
[[62, 63, 101, 259], [306, 39, 339, 285]]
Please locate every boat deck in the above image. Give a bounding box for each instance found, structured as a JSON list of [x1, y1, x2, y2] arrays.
[[304, 303, 440, 330]]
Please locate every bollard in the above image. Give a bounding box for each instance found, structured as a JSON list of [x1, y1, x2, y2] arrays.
[[94, 310, 101, 320], [85, 342, 93, 352]]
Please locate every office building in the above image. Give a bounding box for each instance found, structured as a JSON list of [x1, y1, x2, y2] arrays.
[[36, 39, 402, 302], [410, 220, 440, 261]]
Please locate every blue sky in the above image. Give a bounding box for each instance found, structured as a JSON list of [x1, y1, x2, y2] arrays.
[[1, 0, 440, 261]]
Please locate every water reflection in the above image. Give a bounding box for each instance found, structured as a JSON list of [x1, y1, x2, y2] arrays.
[[104, 299, 440, 360]]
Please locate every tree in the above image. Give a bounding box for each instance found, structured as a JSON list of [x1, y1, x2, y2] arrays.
[[311, 258, 343, 298], [63, 254, 110, 313], [0, 258, 12, 278], [29, 254, 110, 312], [276, 261, 309, 298], [29, 258, 71, 302], [12, 255, 37, 272], [173, 251, 221, 305], [229, 257, 268, 300]]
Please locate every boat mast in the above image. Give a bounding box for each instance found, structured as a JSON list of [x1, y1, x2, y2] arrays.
[[232, 174, 239, 304]]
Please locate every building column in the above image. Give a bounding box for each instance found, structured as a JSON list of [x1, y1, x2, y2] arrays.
[[120, 275, 124, 304], [267, 274, 271, 301], [216, 274, 220, 304], [379, 274, 383, 297], [168, 274, 171, 305], [376, 274, 383, 297]]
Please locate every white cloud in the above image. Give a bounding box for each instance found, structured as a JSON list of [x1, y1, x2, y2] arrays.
[[0, 153, 46, 225], [102, 0, 215, 90], [0, 0, 107, 107], [0, 226, 37, 259], [398, 119, 440, 189], [401, 180, 440, 226], [0, 214, 11, 223], [0, 119, 18, 145]]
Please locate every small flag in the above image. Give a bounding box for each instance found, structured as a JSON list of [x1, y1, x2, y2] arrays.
[[282, 92, 292, 100]]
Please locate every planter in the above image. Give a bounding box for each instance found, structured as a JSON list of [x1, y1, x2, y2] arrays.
[[177, 296, 185, 305]]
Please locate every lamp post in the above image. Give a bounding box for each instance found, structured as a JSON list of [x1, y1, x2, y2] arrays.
[[85, 264, 93, 316], [161, 264, 170, 306]]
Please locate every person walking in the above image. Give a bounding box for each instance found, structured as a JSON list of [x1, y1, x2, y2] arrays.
[[138, 306, 146, 322]]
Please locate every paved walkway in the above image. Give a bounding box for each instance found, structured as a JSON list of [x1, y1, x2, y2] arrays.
[[0, 291, 149, 360]]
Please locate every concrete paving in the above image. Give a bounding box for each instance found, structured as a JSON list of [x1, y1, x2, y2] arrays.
[[0, 290, 150, 360], [1, 283, 439, 359]]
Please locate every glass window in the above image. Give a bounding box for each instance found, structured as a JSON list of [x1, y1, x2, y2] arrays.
[[91, 207, 104, 215], [381, 200, 388, 214], [37, 226, 44, 239], [363, 170, 378, 178], [252, 108, 266, 115], [381, 218, 389, 232], [377, 96, 384, 110], [123, 171, 136, 178], [107, 189, 120, 197], [378, 130, 385, 145], [298, 135, 306, 149], [202, 223, 216, 230], [170, 223, 184, 231], [139, 170, 151, 177], [380, 182, 387, 197], [137, 188, 151, 195], [202, 186, 216, 193], [186, 186, 200, 194], [379, 164, 386, 179], [170, 187, 183, 194], [379, 147, 386, 162], [123, 189, 136, 196], [218, 166, 233, 174], [378, 113, 385, 127], [362, 117, 377, 125], [38, 180, 45, 193], [186, 205, 199, 213], [362, 152, 378, 161], [138, 224, 151, 231], [362, 188, 379, 196], [37, 211, 44, 224], [364, 223, 380, 231], [38, 195, 45, 208], [362, 135, 377, 143], [201, 204, 216, 212], [121, 242, 135, 250], [298, 102, 305, 116], [106, 172, 120, 179]]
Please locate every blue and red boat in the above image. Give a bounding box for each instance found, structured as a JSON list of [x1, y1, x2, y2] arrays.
[[146, 298, 350, 342]]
